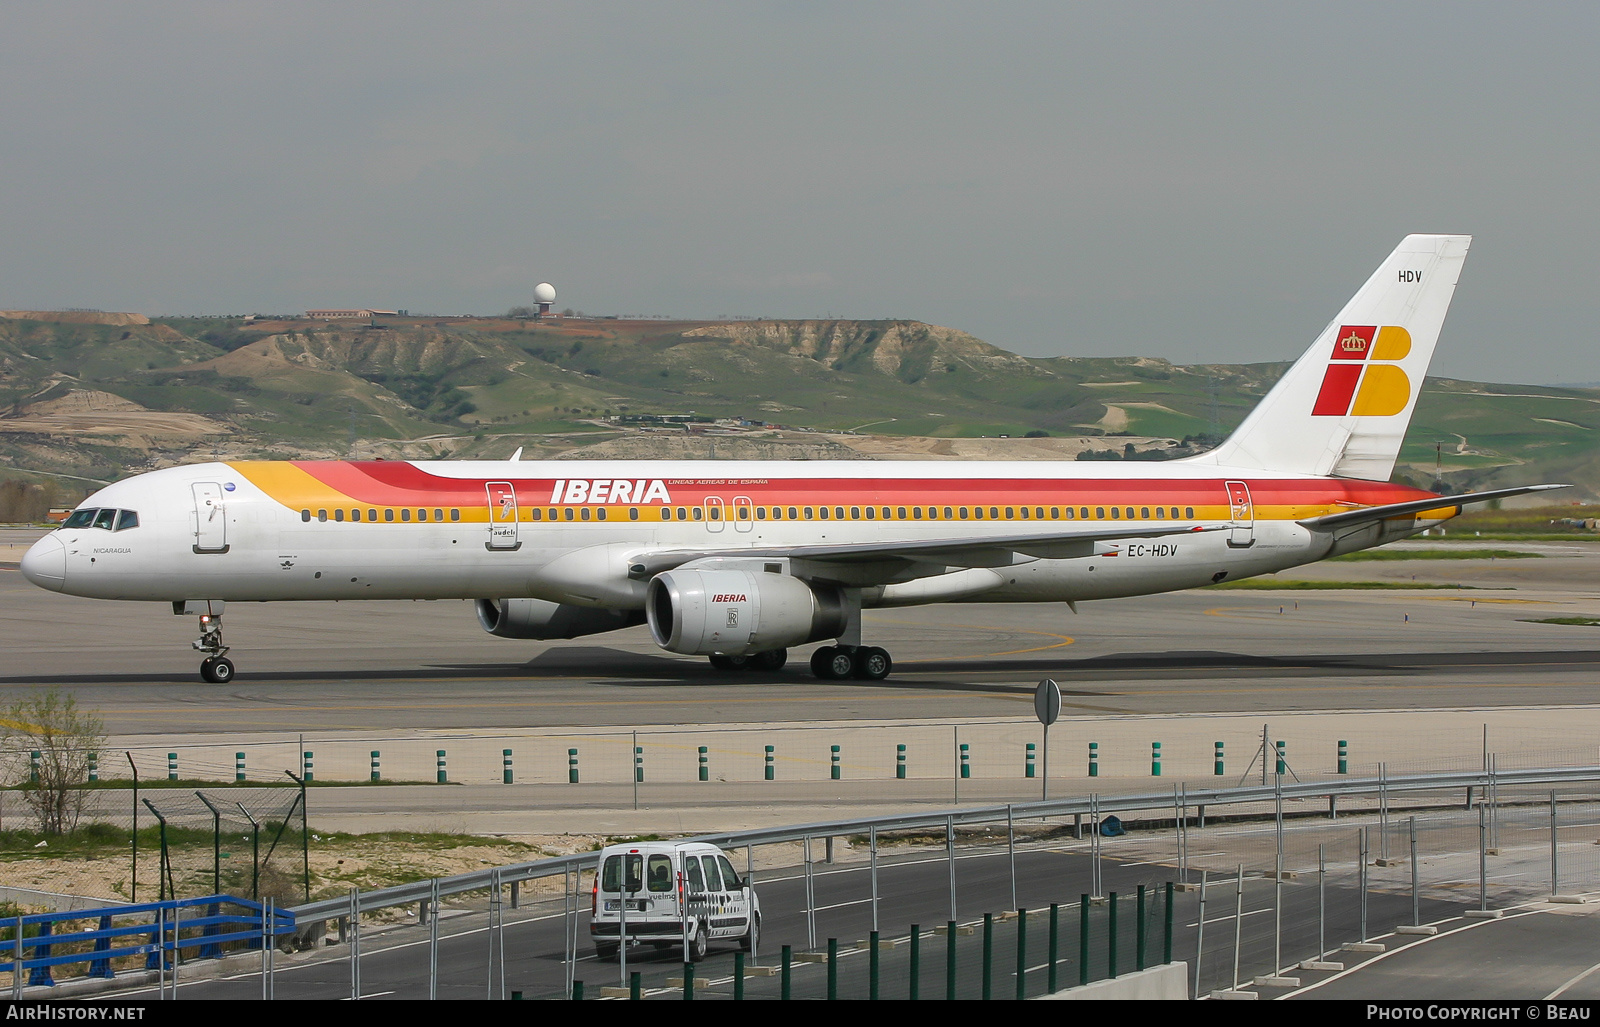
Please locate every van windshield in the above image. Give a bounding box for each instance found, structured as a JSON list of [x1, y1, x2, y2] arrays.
[[646, 854, 673, 892], [601, 854, 643, 893]]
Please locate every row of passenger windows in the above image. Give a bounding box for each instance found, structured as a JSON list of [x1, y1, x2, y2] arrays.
[[61, 507, 139, 531], [299, 504, 1198, 524], [302, 508, 461, 523]]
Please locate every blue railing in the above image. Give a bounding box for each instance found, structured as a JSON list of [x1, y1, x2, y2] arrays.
[[1, 896, 295, 987]]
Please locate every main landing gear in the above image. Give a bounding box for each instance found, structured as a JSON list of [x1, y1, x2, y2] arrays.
[[810, 645, 892, 681], [193, 613, 235, 684]]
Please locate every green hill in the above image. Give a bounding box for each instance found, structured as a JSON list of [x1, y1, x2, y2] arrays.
[[1, 312, 1595, 506]]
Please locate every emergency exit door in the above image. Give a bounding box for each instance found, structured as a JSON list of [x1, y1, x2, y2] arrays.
[[1225, 480, 1255, 548], [486, 482, 520, 550]]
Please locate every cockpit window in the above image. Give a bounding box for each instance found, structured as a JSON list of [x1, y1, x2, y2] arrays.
[[92, 509, 118, 531], [114, 510, 140, 531], [62, 509, 98, 529]]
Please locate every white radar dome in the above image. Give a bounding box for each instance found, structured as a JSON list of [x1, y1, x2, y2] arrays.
[[533, 282, 557, 304]]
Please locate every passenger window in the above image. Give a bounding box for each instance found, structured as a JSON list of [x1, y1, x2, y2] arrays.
[[1020, 507, 1030, 519], [756, 507, 765, 520], [850, 507, 860, 519], [451, 509, 460, 521], [1111, 508, 1120, 519], [1095, 507, 1104, 519], [926, 506, 937, 520], [93, 509, 117, 530], [647, 855, 673, 892], [385, 509, 394, 522], [579, 508, 590, 520], [1186, 506, 1195, 518], [435, 509, 444, 521], [944, 507, 953, 519], [564, 508, 574, 521], [1064, 507, 1073, 519], [804, 507, 814, 519], [369, 509, 378, 521], [677, 507, 688, 520], [701, 855, 724, 891], [352, 509, 363, 521], [1141, 507, 1150, 519], [1037, 507, 1046, 519], [974, 507, 984, 519], [417, 509, 428, 522], [318, 510, 329, 522], [335, 509, 345, 522], [62, 509, 97, 529], [897, 507, 907, 519], [115, 510, 139, 531], [819, 507, 829, 520], [630, 508, 640, 521], [990, 507, 1000, 519], [594, 508, 604, 520], [709, 507, 720, 520], [300, 510, 311, 523], [880, 507, 890, 519], [835, 506, 844, 519], [959, 507, 969, 519], [692, 508, 703, 521], [532, 508, 542, 520], [865, 507, 874, 520], [790, 507, 799, 519], [913, 507, 922, 519], [1156, 507, 1165, 519], [401, 509, 411, 522], [662, 508, 672, 520], [718, 856, 742, 890], [686, 856, 705, 892], [1126, 507, 1135, 519], [739, 507, 749, 520], [1050, 507, 1059, 519]]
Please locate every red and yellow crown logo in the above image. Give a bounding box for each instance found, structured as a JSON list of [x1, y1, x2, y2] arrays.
[[1311, 325, 1412, 416]]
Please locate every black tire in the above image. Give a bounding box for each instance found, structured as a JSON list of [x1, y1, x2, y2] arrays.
[[809, 646, 836, 678], [753, 648, 788, 671], [852, 647, 892, 681], [595, 942, 619, 961], [823, 647, 855, 680], [199, 657, 216, 683], [210, 657, 235, 684], [740, 912, 761, 952], [688, 922, 709, 962]]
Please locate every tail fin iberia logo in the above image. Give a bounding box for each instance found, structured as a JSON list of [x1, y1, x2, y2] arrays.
[[1311, 325, 1412, 416]]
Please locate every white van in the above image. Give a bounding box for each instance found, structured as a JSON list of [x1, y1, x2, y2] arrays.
[[589, 841, 761, 961]]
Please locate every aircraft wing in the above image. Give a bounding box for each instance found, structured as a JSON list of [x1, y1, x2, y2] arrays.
[[1297, 483, 1569, 531], [629, 522, 1229, 578]]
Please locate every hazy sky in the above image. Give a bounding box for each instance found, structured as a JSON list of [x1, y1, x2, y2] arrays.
[[3, 2, 1597, 384]]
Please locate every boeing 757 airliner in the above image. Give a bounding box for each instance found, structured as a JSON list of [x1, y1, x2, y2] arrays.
[[19, 235, 1564, 682]]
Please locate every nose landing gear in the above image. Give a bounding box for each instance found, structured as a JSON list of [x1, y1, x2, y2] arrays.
[[193, 614, 234, 683]]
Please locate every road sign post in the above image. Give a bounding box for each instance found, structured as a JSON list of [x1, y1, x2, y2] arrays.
[[1034, 679, 1061, 801]]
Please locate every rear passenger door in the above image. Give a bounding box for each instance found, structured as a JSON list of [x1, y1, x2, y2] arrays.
[[717, 854, 752, 938]]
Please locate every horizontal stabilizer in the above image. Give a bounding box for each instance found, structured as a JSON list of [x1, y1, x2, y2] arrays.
[[1297, 484, 1569, 531]]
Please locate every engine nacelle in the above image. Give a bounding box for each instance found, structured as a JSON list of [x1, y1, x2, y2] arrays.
[[475, 598, 643, 640], [647, 570, 846, 656]]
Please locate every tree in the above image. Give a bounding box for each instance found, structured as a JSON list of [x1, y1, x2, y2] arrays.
[[2, 689, 106, 835]]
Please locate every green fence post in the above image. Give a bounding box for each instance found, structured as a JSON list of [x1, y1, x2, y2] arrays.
[[88, 751, 98, 783], [1275, 739, 1286, 776], [1025, 742, 1036, 779], [909, 924, 920, 1000], [734, 952, 744, 1000], [233, 752, 244, 783], [897, 743, 907, 780], [167, 751, 177, 781], [1108, 891, 1118, 979], [1137, 884, 1147, 971], [369, 750, 380, 782], [631, 971, 641, 1001], [869, 930, 880, 1000], [1088, 742, 1098, 777], [571, 980, 583, 1001], [635, 744, 643, 783], [1151, 741, 1162, 776], [959, 743, 970, 779], [502, 749, 513, 785], [683, 961, 694, 1001], [300, 751, 311, 782], [568, 748, 578, 784], [982, 912, 993, 1000], [1015, 907, 1028, 1000], [831, 745, 841, 781], [1214, 740, 1224, 776], [781, 945, 792, 1000], [946, 920, 958, 1001], [435, 749, 447, 784], [1339, 739, 1348, 775], [827, 937, 838, 1000], [698, 746, 708, 782], [1048, 903, 1059, 993], [1079, 894, 1090, 986], [764, 745, 774, 781]]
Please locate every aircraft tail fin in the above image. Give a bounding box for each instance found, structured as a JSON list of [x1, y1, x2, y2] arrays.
[[1193, 234, 1471, 480]]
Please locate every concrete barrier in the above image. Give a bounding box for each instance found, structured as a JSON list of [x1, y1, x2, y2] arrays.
[[1035, 961, 1188, 1001]]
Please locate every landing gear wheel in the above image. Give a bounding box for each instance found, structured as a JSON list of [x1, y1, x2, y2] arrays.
[[688, 921, 709, 962], [753, 648, 788, 671], [200, 656, 236, 684], [852, 646, 892, 680], [709, 654, 750, 671], [200, 657, 216, 682], [811, 645, 856, 680]]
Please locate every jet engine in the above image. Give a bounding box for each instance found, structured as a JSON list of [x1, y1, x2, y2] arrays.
[[646, 569, 846, 656], [475, 598, 643, 640]]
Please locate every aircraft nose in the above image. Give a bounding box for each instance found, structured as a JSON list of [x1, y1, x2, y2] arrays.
[[19, 534, 66, 592]]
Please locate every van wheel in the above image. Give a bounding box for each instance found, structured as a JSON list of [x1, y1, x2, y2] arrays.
[[740, 912, 760, 952], [688, 922, 709, 962], [595, 943, 618, 961]]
